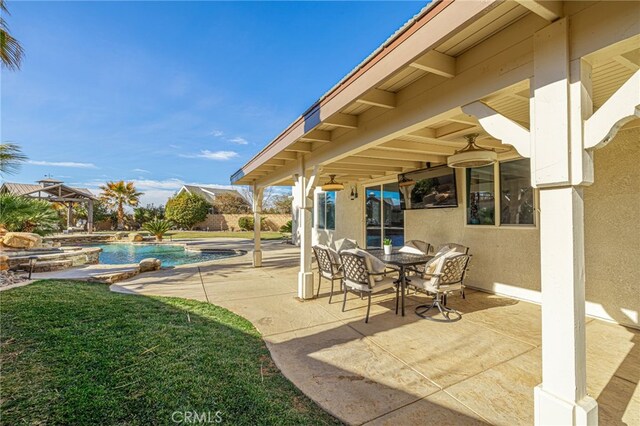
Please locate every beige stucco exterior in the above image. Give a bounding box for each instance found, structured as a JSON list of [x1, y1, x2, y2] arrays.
[[297, 127, 639, 329], [584, 127, 640, 328]]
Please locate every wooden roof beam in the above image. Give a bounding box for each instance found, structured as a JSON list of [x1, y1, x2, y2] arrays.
[[516, 1, 563, 22], [324, 112, 358, 129], [332, 157, 423, 169], [355, 89, 396, 109], [273, 151, 298, 161], [379, 140, 456, 155], [406, 128, 438, 142], [409, 50, 456, 78], [284, 142, 312, 153], [613, 50, 640, 72], [435, 122, 479, 139], [299, 129, 332, 143], [323, 163, 404, 172], [354, 148, 446, 163]]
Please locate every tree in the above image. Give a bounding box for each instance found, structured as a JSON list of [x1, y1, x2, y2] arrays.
[[0, 0, 24, 71], [0, 194, 59, 235], [142, 219, 172, 242], [134, 204, 165, 225], [0, 143, 27, 176], [73, 199, 111, 223], [165, 192, 210, 230], [266, 194, 292, 214], [99, 181, 142, 230], [213, 192, 251, 214]]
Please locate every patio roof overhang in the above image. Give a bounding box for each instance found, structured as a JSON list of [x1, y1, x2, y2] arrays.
[[230, 0, 640, 189], [230, 2, 640, 425]]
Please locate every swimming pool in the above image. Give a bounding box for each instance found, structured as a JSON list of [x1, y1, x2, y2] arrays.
[[90, 244, 239, 267]]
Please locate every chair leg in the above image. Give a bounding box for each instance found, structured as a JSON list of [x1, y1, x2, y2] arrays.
[[415, 293, 461, 322], [395, 283, 400, 314], [316, 275, 322, 298], [341, 287, 348, 312], [329, 280, 335, 304], [365, 293, 372, 323], [462, 286, 466, 299]]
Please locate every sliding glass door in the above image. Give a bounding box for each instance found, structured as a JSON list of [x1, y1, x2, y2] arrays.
[[365, 182, 404, 248]]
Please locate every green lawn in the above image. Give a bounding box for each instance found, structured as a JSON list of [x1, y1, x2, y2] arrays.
[[166, 230, 286, 240], [0, 281, 340, 425]]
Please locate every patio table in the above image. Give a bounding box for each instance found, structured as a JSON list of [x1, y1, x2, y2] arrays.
[[367, 249, 432, 316]]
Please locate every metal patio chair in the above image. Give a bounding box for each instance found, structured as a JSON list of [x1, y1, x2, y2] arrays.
[[312, 245, 343, 303], [339, 250, 399, 323], [413, 253, 471, 322]]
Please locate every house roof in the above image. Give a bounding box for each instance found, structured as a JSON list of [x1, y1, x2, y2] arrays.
[[230, 0, 640, 188], [180, 185, 247, 205], [1, 182, 97, 200]]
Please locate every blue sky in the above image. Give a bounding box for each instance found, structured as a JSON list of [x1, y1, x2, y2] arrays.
[[2, 1, 425, 205]]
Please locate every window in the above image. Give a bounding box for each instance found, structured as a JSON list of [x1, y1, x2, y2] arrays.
[[500, 159, 534, 225], [316, 191, 335, 230], [466, 165, 495, 225], [365, 183, 404, 248], [466, 159, 535, 227]]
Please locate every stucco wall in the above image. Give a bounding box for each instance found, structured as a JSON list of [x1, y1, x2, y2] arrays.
[[193, 213, 290, 232], [318, 128, 638, 328], [584, 127, 639, 328], [402, 169, 541, 297]]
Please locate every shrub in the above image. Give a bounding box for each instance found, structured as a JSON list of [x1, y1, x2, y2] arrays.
[[279, 220, 292, 233], [142, 219, 173, 241], [165, 193, 210, 230], [238, 216, 253, 231], [0, 194, 59, 236], [212, 192, 251, 214], [238, 216, 265, 231], [134, 204, 165, 226]]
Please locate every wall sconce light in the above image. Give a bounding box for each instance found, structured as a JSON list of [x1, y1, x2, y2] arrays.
[[350, 185, 358, 200]]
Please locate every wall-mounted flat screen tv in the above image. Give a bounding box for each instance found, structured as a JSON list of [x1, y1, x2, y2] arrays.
[[397, 166, 458, 210]]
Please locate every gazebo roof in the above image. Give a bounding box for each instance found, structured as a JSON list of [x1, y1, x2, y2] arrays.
[[1, 181, 97, 201]]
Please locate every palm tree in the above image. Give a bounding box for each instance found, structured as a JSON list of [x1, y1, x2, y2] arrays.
[[99, 181, 142, 230], [0, 143, 27, 176], [1, 0, 24, 71]]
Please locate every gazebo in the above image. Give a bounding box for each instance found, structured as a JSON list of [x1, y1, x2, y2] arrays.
[[0, 178, 97, 233]]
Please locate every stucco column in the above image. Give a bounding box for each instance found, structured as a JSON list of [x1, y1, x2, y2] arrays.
[[532, 19, 597, 425], [252, 186, 264, 268], [534, 187, 597, 425], [87, 199, 94, 234], [296, 158, 316, 300]]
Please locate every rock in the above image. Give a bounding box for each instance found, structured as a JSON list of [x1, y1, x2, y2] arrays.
[[0, 270, 30, 287], [114, 232, 127, 240], [128, 232, 144, 242], [139, 258, 161, 272], [2, 232, 43, 249], [0, 255, 8, 271]]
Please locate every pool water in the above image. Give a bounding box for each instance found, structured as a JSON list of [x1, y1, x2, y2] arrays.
[[91, 244, 237, 267]]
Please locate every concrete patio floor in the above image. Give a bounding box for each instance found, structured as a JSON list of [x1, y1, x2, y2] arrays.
[[108, 239, 639, 425]]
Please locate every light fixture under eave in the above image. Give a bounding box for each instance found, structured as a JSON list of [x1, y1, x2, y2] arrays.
[[447, 133, 498, 168], [322, 175, 344, 191]]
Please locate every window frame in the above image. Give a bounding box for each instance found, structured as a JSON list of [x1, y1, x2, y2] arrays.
[[315, 190, 336, 231], [463, 159, 538, 229]]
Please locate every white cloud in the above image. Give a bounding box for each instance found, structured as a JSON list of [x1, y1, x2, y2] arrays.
[[132, 168, 151, 174], [169, 144, 181, 149], [28, 160, 98, 169], [180, 150, 238, 161], [133, 178, 185, 190], [228, 136, 248, 145], [210, 129, 224, 137]]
